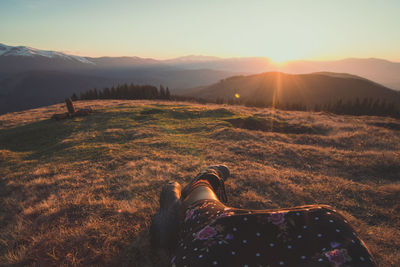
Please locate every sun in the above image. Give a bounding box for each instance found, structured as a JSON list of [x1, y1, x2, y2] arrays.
[[268, 54, 297, 63]]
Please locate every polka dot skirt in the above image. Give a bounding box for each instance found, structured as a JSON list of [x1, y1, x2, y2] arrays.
[[171, 200, 376, 267]]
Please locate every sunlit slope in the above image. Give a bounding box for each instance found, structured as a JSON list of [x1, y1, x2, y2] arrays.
[[0, 100, 399, 266], [187, 72, 400, 106]]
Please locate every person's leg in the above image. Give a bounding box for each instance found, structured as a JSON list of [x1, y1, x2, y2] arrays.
[[150, 181, 182, 249], [181, 185, 218, 211], [150, 165, 229, 249], [180, 164, 230, 204]]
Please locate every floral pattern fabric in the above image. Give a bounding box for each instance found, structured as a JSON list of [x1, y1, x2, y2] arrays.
[[172, 200, 376, 267]]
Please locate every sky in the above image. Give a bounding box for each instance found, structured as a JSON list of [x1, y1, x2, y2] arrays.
[[0, 0, 399, 62]]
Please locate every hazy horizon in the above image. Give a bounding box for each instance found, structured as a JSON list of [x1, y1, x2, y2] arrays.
[[2, 42, 400, 65], [1, 0, 399, 62]]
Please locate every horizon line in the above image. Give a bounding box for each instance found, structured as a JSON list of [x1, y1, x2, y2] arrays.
[[1, 42, 400, 64]]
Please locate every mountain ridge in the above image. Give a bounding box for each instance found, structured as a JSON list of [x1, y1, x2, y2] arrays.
[[2, 43, 399, 71], [1, 43, 400, 114]]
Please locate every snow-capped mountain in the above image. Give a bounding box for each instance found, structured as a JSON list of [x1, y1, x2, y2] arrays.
[[0, 43, 94, 64]]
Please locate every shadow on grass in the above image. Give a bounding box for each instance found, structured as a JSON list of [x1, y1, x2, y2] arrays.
[[115, 229, 169, 267], [0, 105, 234, 158], [0, 109, 149, 162], [21, 203, 149, 266], [0, 175, 82, 241], [168, 107, 234, 120], [0, 119, 74, 154], [0, 178, 22, 230], [225, 116, 327, 135], [369, 121, 400, 131]]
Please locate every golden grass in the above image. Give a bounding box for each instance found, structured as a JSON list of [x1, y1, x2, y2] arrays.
[[0, 100, 399, 266]]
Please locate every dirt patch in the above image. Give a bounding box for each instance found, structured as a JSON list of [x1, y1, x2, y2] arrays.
[[225, 116, 326, 134]]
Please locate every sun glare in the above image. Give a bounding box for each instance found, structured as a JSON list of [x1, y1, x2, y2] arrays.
[[272, 72, 282, 109], [268, 54, 298, 64]]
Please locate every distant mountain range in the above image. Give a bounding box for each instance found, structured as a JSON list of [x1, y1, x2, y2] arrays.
[[184, 72, 400, 107], [1, 43, 400, 114], [280, 58, 400, 92], [0, 44, 239, 114]]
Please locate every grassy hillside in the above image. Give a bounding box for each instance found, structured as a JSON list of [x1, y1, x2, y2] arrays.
[[0, 100, 399, 266], [186, 72, 400, 107]]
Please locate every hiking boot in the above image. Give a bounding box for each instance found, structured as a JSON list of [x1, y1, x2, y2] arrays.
[[198, 164, 230, 181], [150, 181, 182, 249], [181, 164, 230, 202]]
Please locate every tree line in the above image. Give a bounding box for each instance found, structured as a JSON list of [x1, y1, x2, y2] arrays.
[[218, 97, 400, 118], [72, 83, 171, 101], [72, 84, 400, 118], [314, 98, 400, 117]]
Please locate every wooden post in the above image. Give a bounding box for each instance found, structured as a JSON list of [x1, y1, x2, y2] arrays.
[[65, 98, 76, 114], [52, 99, 92, 120]]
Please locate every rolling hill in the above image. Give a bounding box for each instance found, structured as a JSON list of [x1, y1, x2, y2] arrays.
[[165, 56, 400, 91], [185, 72, 400, 107], [281, 58, 400, 91]]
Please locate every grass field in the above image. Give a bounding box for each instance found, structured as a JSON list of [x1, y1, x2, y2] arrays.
[[0, 100, 399, 266]]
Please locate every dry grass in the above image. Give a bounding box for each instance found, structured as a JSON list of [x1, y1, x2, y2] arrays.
[[0, 100, 399, 266]]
